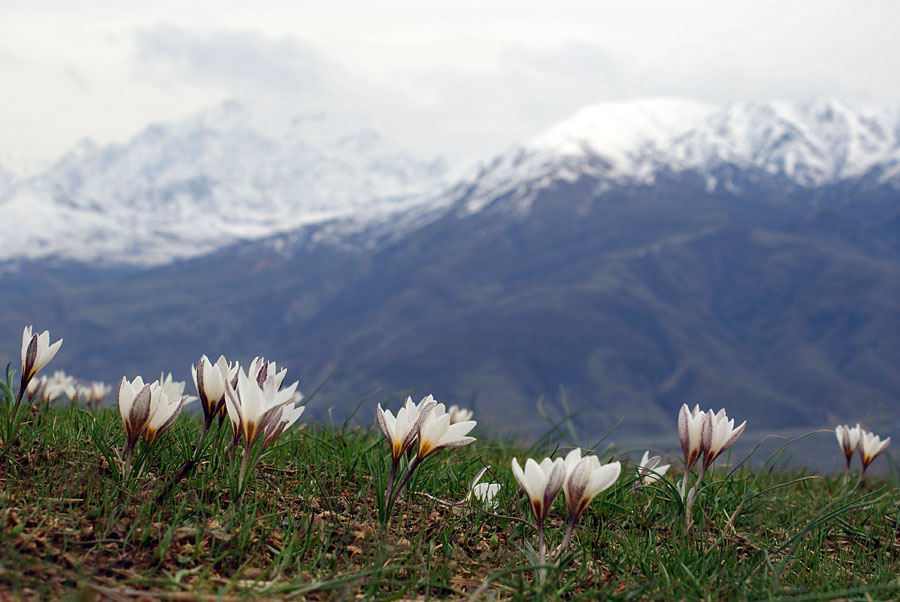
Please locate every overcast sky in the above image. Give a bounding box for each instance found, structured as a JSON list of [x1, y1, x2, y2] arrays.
[[2, 0, 899, 175]]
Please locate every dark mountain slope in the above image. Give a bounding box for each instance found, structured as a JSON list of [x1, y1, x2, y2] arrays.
[[3, 172, 897, 437]]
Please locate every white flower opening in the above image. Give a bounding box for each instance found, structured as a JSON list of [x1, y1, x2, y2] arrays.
[[376, 396, 435, 460], [19, 325, 63, 400], [859, 430, 891, 473], [678, 403, 705, 472], [562, 449, 621, 520], [701, 408, 746, 469], [417, 402, 476, 459], [636, 451, 671, 487], [511, 456, 566, 524]]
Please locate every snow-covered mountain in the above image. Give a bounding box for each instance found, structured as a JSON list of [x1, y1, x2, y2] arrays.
[[459, 98, 900, 213], [2, 97, 899, 267], [0, 101, 448, 266]]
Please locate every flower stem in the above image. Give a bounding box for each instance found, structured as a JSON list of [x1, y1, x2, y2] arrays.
[[122, 442, 134, 480], [384, 457, 399, 510], [680, 468, 691, 502], [537, 518, 546, 583], [238, 445, 251, 493], [684, 465, 706, 532], [156, 416, 213, 502], [560, 516, 576, 554], [10, 374, 28, 426], [387, 455, 422, 512]]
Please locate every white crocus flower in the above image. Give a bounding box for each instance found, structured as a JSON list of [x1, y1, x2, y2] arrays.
[[701, 409, 746, 470], [117, 376, 156, 475], [158, 372, 196, 407], [44, 370, 77, 402], [678, 404, 705, 473], [225, 364, 298, 449], [473, 482, 501, 510], [192, 355, 229, 429], [561, 449, 621, 548], [447, 405, 474, 424], [858, 430, 891, 476], [467, 466, 501, 510], [27, 374, 48, 401], [511, 456, 566, 570], [81, 381, 111, 404], [512, 457, 566, 524], [118, 376, 153, 445], [224, 359, 299, 484], [417, 403, 476, 459], [261, 398, 306, 451], [143, 384, 185, 443], [636, 451, 670, 488], [678, 403, 706, 502], [92, 381, 112, 403], [835, 423, 861, 471], [376, 396, 435, 461], [247, 357, 287, 390], [18, 326, 63, 404], [377, 395, 437, 510], [383, 397, 475, 513]]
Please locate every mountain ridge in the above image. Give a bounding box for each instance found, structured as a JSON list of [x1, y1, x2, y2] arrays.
[[2, 97, 900, 268]]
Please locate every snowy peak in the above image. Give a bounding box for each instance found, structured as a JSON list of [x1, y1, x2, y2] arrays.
[[0, 101, 448, 266], [529, 98, 718, 164], [459, 98, 900, 213], [667, 99, 900, 185]]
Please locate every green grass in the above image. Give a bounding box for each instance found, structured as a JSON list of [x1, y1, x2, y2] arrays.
[[1, 403, 898, 601]]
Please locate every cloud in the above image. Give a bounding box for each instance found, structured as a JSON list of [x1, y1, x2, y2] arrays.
[[133, 25, 356, 110]]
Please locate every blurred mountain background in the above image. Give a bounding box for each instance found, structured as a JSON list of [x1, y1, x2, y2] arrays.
[[1, 98, 899, 438]]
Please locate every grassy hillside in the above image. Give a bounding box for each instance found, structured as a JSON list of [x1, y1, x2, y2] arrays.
[[1, 403, 898, 600]]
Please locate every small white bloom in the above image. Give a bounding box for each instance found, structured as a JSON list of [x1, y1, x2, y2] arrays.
[[858, 430, 890, 473], [20, 325, 63, 392], [376, 396, 434, 460], [224, 359, 299, 449], [27, 374, 48, 400], [562, 449, 621, 521], [835, 423, 861, 466], [143, 382, 185, 443], [261, 399, 306, 450], [701, 409, 746, 470], [447, 405, 474, 424], [467, 467, 501, 510], [83, 381, 111, 404], [417, 402, 476, 458], [511, 456, 566, 524], [636, 451, 670, 487], [158, 372, 195, 406], [678, 404, 705, 472], [44, 370, 77, 401], [118, 376, 155, 448], [473, 482, 501, 510], [192, 355, 228, 423]]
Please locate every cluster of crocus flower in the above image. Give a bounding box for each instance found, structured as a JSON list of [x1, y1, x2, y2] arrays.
[[117, 375, 192, 476], [27, 371, 111, 405], [27, 370, 76, 403], [511, 449, 620, 574], [835, 423, 890, 478], [224, 357, 305, 487], [678, 404, 745, 530], [376, 395, 476, 517], [117, 355, 305, 490]]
